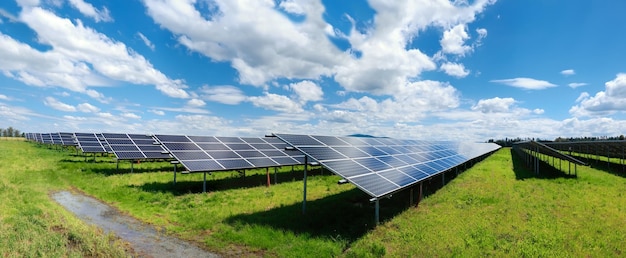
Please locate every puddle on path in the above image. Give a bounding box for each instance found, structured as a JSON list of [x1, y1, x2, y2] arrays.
[[52, 191, 218, 258]]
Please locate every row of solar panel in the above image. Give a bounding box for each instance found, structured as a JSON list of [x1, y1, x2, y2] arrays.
[[153, 134, 304, 172], [275, 134, 501, 197]]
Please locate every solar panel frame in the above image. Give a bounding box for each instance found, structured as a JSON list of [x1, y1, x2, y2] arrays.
[[275, 134, 501, 198], [153, 135, 305, 173], [73, 133, 108, 153]]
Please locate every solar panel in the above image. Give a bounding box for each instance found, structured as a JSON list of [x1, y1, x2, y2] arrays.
[[100, 133, 170, 160], [153, 135, 305, 172], [275, 134, 501, 198], [59, 132, 76, 146], [73, 133, 108, 153]]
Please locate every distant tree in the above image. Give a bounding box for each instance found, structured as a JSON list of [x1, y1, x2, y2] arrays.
[[13, 129, 20, 137], [620, 135, 625, 140], [6, 127, 14, 138], [0, 128, 3, 137]]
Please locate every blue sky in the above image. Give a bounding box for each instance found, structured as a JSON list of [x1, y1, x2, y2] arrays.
[[1, 0, 626, 141]]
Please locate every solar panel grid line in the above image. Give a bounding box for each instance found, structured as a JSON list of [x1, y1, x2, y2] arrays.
[[275, 134, 501, 198]]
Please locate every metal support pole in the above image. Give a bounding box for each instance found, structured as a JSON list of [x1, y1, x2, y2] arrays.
[[302, 156, 308, 214], [203, 172, 207, 193], [375, 199, 380, 225], [266, 167, 270, 187], [442, 171, 445, 187], [173, 163, 177, 186], [417, 182, 423, 207]]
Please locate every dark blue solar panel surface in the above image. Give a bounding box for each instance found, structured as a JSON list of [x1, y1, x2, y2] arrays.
[[73, 133, 108, 153], [275, 134, 501, 198], [153, 135, 304, 172], [100, 133, 170, 160]]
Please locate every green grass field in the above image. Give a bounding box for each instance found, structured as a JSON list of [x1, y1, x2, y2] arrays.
[[2, 140, 626, 257]]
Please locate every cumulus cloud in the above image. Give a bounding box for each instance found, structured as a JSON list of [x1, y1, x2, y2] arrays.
[[0, 94, 10, 100], [440, 62, 470, 78], [440, 24, 471, 56], [143, 0, 493, 95], [187, 98, 206, 107], [570, 73, 626, 117], [490, 78, 557, 90], [560, 69, 575, 76], [198, 85, 247, 105], [44, 97, 76, 112], [471, 97, 515, 113], [248, 93, 303, 113], [68, 0, 112, 22], [290, 80, 323, 103], [0, 6, 189, 99]]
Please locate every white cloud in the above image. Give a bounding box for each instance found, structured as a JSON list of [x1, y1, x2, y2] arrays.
[[0, 94, 10, 100], [248, 93, 303, 113], [137, 32, 155, 51], [290, 80, 323, 103], [560, 69, 575, 76], [187, 98, 206, 107], [43, 97, 76, 112], [490, 78, 557, 90], [121, 112, 141, 119], [471, 97, 515, 113], [68, 0, 112, 22], [77, 102, 99, 113], [440, 62, 470, 78], [0, 8, 19, 23], [149, 109, 165, 116], [198, 85, 247, 105], [0, 7, 189, 99], [143, 0, 493, 95], [476, 28, 488, 38], [568, 82, 587, 88], [440, 24, 471, 56], [570, 73, 626, 117]]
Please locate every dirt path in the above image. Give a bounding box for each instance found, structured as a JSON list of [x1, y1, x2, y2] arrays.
[[52, 191, 219, 258]]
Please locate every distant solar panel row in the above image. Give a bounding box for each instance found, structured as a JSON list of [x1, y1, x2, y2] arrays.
[[154, 135, 305, 172], [275, 134, 501, 198], [101, 133, 170, 160]]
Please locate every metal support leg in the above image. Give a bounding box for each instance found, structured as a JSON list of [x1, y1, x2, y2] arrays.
[[203, 172, 207, 193], [173, 164, 177, 186], [266, 167, 270, 187], [302, 156, 308, 214], [375, 199, 380, 225]]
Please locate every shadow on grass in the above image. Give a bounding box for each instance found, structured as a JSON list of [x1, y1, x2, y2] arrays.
[[223, 167, 475, 244], [129, 166, 328, 196], [225, 188, 400, 243], [510, 149, 578, 180], [58, 157, 174, 175], [569, 156, 626, 178]]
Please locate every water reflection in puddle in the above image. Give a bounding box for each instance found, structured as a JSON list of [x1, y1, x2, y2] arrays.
[[52, 191, 218, 258]]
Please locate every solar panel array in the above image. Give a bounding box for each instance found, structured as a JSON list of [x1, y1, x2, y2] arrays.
[[545, 141, 626, 160], [59, 132, 76, 146], [73, 133, 109, 153], [101, 133, 170, 160], [275, 134, 501, 198], [514, 141, 586, 165], [154, 135, 305, 172]]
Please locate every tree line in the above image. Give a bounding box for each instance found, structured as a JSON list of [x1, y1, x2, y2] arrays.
[[0, 126, 23, 137], [489, 135, 626, 147]]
